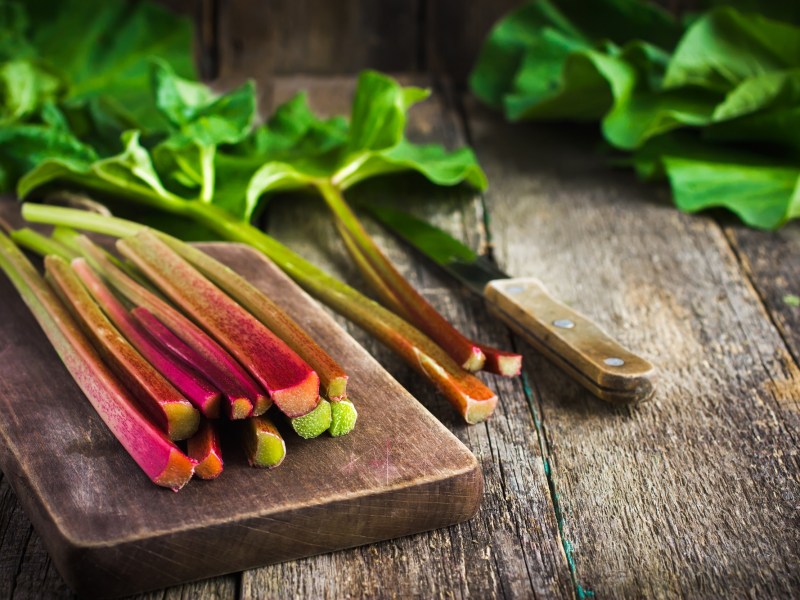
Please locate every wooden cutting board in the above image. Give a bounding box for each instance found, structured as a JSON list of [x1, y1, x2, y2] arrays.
[[0, 242, 482, 598]]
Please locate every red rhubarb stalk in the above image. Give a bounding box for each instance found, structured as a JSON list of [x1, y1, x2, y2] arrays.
[[45, 256, 201, 441], [159, 236, 349, 401], [118, 231, 320, 418], [187, 420, 223, 480], [317, 181, 486, 371], [130, 306, 260, 416], [76, 235, 262, 419], [72, 258, 222, 418], [0, 233, 194, 490]]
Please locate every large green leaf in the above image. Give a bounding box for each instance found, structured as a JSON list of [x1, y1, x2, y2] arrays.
[[663, 157, 800, 228], [18, 131, 182, 210], [243, 71, 488, 218], [23, 0, 195, 132], [664, 9, 800, 92]]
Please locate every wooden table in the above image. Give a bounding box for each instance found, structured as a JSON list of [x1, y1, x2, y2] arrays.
[[1, 74, 798, 599]]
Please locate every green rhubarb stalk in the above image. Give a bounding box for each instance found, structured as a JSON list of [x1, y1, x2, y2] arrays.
[[23, 204, 499, 423], [0, 233, 194, 491], [10, 228, 78, 261], [45, 255, 201, 441], [290, 398, 332, 439], [75, 234, 263, 419], [317, 181, 487, 371], [335, 219, 409, 318], [243, 415, 286, 468], [187, 419, 223, 480], [118, 231, 321, 418], [51, 225, 155, 292], [158, 236, 349, 401], [321, 182, 522, 377]]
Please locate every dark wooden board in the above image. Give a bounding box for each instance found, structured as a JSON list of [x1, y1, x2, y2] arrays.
[[0, 242, 482, 598]]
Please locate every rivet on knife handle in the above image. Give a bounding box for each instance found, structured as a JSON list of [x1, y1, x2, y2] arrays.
[[484, 278, 656, 404]]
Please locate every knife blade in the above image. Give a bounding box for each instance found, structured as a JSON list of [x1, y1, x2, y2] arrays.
[[364, 205, 657, 404]]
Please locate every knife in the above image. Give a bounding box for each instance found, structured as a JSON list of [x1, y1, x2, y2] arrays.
[[364, 205, 657, 404]]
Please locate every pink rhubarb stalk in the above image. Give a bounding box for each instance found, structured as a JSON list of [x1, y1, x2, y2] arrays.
[[76, 235, 263, 419], [45, 256, 201, 441], [187, 420, 223, 480], [118, 231, 320, 418], [72, 259, 222, 418], [159, 236, 348, 401], [0, 233, 194, 490]]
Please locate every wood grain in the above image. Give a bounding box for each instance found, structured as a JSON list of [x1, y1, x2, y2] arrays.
[[216, 0, 420, 87], [240, 76, 574, 599], [464, 103, 800, 598], [724, 224, 800, 371], [0, 235, 482, 598]]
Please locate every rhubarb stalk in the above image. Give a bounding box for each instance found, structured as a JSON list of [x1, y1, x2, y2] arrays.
[[75, 234, 263, 419], [317, 181, 486, 371], [23, 205, 499, 423], [71, 259, 222, 418], [0, 233, 194, 490], [187, 420, 223, 479], [11, 228, 77, 261], [45, 255, 201, 441], [243, 416, 286, 468], [118, 231, 320, 419], [158, 236, 349, 401]]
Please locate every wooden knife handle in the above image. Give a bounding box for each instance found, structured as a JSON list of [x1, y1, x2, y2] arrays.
[[484, 277, 656, 404]]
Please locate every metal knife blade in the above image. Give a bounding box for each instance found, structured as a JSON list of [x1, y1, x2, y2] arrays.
[[365, 204, 657, 404]]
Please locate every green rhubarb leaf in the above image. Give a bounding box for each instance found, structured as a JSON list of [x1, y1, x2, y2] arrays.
[[0, 123, 97, 192], [23, 0, 195, 132], [0, 59, 62, 123], [244, 71, 488, 219], [151, 60, 257, 202], [663, 157, 800, 229], [664, 8, 800, 92], [236, 92, 348, 161], [18, 130, 182, 210]]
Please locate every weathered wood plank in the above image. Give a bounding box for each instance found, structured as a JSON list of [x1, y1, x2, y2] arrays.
[[426, 0, 519, 83], [724, 224, 800, 369], [216, 0, 420, 87], [464, 102, 800, 598], [241, 76, 573, 599]]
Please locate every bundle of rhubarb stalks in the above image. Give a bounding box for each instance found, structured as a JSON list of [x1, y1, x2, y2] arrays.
[[0, 220, 357, 491]]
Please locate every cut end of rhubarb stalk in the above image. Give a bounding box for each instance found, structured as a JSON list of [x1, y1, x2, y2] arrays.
[[244, 416, 286, 468], [492, 353, 522, 377], [152, 448, 196, 492], [478, 343, 523, 377], [461, 347, 487, 373], [272, 370, 321, 418], [463, 395, 499, 425], [228, 397, 254, 420], [164, 402, 202, 441], [290, 398, 332, 439], [325, 375, 349, 402], [187, 420, 223, 480], [329, 399, 358, 437], [194, 451, 223, 480], [251, 394, 272, 417]]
